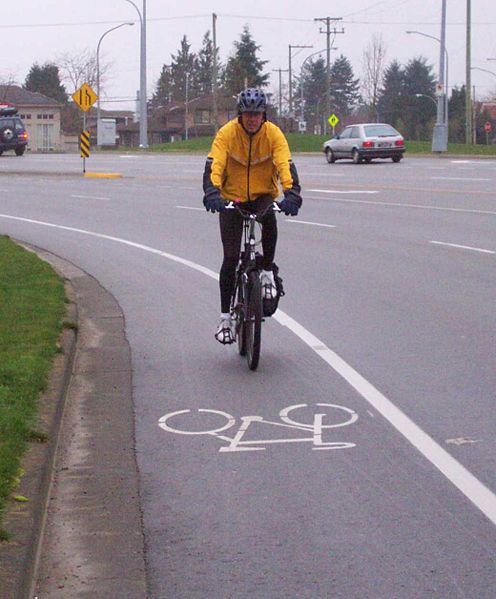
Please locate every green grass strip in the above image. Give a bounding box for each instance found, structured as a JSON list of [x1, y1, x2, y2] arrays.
[[148, 133, 496, 156], [0, 236, 66, 539]]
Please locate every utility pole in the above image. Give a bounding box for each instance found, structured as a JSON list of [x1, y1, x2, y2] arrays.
[[288, 44, 313, 117], [273, 68, 289, 118], [466, 0, 472, 144], [185, 73, 189, 141], [212, 13, 219, 131], [314, 17, 344, 134], [125, 0, 148, 148], [432, 0, 448, 152]]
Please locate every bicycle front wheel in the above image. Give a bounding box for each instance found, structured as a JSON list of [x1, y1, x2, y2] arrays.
[[235, 280, 247, 356], [245, 271, 262, 370]]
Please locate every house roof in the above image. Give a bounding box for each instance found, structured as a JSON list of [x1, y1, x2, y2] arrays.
[[0, 85, 62, 107], [481, 102, 496, 120]]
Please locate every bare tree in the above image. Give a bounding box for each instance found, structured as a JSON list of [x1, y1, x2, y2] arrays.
[[57, 49, 112, 94], [361, 34, 387, 121]]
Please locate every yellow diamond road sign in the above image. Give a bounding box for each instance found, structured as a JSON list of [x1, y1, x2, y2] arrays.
[[328, 114, 339, 127], [72, 83, 98, 112]]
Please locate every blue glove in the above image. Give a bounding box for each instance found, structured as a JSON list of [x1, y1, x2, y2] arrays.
[[203, 189, 225, 213], [279, 189, 302, 216]]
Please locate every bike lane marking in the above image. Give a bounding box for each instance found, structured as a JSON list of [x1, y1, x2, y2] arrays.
[[158, 403, 358, 452], [1, 211, 495, 526]]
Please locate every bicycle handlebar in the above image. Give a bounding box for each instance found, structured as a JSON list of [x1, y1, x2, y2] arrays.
[[225, 200, 281, 218]]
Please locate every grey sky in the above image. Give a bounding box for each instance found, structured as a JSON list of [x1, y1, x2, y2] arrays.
[[2, 0, 496, 111]]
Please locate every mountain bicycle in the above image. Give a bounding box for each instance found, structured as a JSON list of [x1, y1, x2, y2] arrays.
[[228, 201, 281, 371]]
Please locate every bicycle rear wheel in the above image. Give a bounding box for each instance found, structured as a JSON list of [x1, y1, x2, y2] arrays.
[[245, 271, 262, 370]]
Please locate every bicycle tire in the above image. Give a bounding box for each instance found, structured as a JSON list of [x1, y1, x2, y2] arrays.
[[245, 271, 262, 370], [235, 280, 247, 356]]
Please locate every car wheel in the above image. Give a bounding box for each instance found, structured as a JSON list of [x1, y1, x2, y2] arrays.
[[352, 149, 362, 164], [0, 151, 3, 157], [364, 157, 372, 164], [15, 147, 25, 156], [392, 155, 402, 163], [325, 147, 336, 164]]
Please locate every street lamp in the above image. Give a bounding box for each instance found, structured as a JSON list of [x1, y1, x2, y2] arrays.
[[472, 66, 496, 80], [288, 44, 313, 117], [125, 0, 148, 148], [97, 22, 134, 146], [406, 25, 449, 151], [415, 93, 438, 108]]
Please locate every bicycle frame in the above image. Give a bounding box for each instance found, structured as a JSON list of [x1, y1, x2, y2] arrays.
[[227, 201, 279, 370]]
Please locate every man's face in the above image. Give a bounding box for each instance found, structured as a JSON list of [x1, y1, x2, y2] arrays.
[[240, 111, 264, 133]]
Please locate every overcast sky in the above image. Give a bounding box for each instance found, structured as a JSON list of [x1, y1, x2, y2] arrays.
[[2, 0, 496, 111]]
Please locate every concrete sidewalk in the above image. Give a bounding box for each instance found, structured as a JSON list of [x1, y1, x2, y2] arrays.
[[0, 247, 147, 598]]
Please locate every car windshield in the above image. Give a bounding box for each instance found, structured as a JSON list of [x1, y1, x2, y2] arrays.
[[0, 119, 15, 128], [364, 125, 399, 137]]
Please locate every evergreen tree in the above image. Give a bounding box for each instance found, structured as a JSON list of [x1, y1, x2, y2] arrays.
[[377, 60, 406, 130], [170, 36, 199, 102], [402, 57, 436, 140], [24, 62, 67, 103], [448, 85, 466, 143], [223, 25, 269, 94], [197, 30, 222, 96], [152, 64, 173, 107], [294, 57, 327, 132], [329, 55, 361, 118]]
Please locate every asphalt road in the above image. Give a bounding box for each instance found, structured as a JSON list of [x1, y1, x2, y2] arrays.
[[1, 152, 495, 597]]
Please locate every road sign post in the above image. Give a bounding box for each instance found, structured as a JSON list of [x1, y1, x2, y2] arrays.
[[72, 83, 98, 174], [484, 121, 492, 145], [328, 113, 339, 136]]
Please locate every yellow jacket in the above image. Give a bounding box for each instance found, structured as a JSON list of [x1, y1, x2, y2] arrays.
[[203, 118, 300, 202]]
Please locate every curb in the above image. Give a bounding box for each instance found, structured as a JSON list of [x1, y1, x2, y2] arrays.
[[0, 245, 147, 599], [84, 172, 123, 179], [0, 264, 77, 599]]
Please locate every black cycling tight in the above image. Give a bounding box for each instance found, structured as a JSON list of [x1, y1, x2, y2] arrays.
[[219, 196, 277, 313]]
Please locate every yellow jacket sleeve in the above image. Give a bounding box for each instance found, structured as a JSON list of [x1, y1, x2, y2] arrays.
[[208, 128, 229, 190], [270, 126, 296, 191]]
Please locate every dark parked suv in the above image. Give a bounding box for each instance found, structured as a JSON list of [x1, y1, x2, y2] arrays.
[[0, 106, 28, 156]]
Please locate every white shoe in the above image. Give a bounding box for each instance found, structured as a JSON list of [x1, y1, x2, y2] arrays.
[[215, 315, 235, 344], [260, 270, 277, 300]]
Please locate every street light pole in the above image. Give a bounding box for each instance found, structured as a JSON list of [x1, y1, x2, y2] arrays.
[[96, 22, 134, 146], [406, 18, 449, 152], [125, 0, 148, 148], [185, 73, 189, 141], [288, 44, 313, 117], [299, 49, 326, 128]]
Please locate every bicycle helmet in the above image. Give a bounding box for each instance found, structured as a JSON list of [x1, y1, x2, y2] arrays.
[[237, 88, 267, 113]]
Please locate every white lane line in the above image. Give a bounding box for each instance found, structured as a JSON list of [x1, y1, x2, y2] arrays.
[[306, 195, 496, 216], [176, 207, 336, 229], [431, 177, 491, 182], [71, 194, 110, 201], [430, 241, 495, 255], [286, 219, 336, 228], [1, 210, 496, 527], [308, 188, 379, 195]]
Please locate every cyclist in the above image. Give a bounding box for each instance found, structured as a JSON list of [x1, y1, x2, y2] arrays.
[[202, 87, 303, 344]]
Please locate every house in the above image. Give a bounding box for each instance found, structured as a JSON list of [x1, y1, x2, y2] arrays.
[[117, 92, 258, 147], [0, 86, 63, 152]]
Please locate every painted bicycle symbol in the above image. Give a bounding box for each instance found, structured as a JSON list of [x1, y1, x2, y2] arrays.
[[158, 403, 358, 452]]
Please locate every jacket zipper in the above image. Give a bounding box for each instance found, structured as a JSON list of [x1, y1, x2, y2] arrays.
[[247, 135, 252, 200]]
